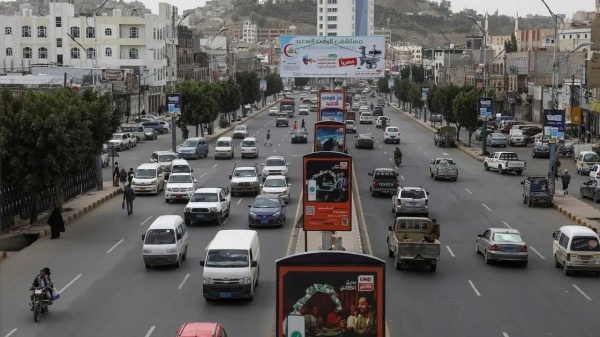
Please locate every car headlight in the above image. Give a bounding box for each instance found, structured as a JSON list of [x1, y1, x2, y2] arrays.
[[203, 277, 214, 284], [209, 207, 218, 212], [262, 169, 269, 175], [143, 249, 152, 254], [231, 182, 238, 186], [187, 188, 194, 192], [150, 179, 157, 185], [184, 207, 191, 213], [273, 212, 281, 217], [166, 188, 172, 192], [239, 277, 251, 284], [261, 190, 267, 194], [166, 249, 177, 254], [250, 181, 256, 185], [249, 212, 256, 217], [282, 168, 288, 174]]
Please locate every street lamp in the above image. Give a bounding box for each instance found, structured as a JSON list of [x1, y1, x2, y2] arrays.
[[208, 27, 228, 83]]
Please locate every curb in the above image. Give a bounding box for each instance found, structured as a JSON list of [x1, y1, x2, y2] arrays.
[[0, 251, 7, 261], [553, 202, 597, 229]]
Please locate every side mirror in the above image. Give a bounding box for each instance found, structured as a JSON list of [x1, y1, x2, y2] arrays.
[[199, 260, 205, 267], [191, 169, 194, 172], [194, 179, 198, 183], [176, 234, 182, 241], [426, 192, 430, 195], [477, 234, 483, 237], [286, 163, 290, 166], [368, 172, 372, 176], [388, 226, 392, 231], [141, 234, 145, 240], [552, 231, 558, 239], [261, 163, 265, 166], [247, 204, 251, 207], [520, 181, 524, 185], [229, 175, 233, 179], [251, 261, 258, 267]]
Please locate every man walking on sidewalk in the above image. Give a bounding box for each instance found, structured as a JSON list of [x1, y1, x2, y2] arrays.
[[113, 162, 120, 187], [122, 184, 136, 215], [561, 169, 571, 195]]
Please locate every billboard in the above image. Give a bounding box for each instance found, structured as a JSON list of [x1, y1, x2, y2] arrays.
[[314, 122, 346, 152], [260, 79, 267, 91], [303, 152, 352, 231], [478, 97, 493, 119], [542, 109, 566, 141], [276, 252, 386, 337], [318, 90, 346, 123], [166, 93, 182, 115], [279, 35, 386, 78]]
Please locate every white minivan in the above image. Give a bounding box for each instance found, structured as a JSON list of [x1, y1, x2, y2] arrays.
[[240, 137, 259, 159], [552, 225, 600, 276], [131, 163, 165, 195], [215, 136, 234, 159], [142, 215, 189, 268], [200, 230, 260, 301]]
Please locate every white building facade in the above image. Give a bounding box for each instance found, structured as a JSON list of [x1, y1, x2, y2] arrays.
[[316, 0, 374, 37], [558, 27, 592, 52], [242, 20, 257, 43]]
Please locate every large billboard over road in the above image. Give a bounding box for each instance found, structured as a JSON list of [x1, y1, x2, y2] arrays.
[[276, 252, 386, 337], [303, 152, 352, 231], [279, 35, 386, 78]]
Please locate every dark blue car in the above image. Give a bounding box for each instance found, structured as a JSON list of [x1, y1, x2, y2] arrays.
[[532, 143, 550, 158], [248, 195, 286, 228]]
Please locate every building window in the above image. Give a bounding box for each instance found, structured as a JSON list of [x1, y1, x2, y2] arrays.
[[327, 32, 337, 36], [105, 47, 112, 57], [22, 25, 31, 37], [327, 0, 337, 3], [71, 48, 80, 59], [23, 47, 32, 58], [38, 47, 47, 59], [56, 17, 62, 27], [327, 7, 337, 12], [319, 16, 323, 21], [5, 27, 12, 35], [129, 27, 139, 38], [37, 26, 47, 37], [105, 28, 112, 36], [70, 26, 80, 38], [129, 48, 138, 59], [6, 47, 12, 56], [327, 24, 337, 29], [87, 48, 95, 58], [577, 34, 580, 39], [57, 38, 62, 47], [585, 34, 588, 38], [319, 24, 323, 29], [327, 16, 337, 21], [86, 27, 95, 38], [153, 28, 156, 39]]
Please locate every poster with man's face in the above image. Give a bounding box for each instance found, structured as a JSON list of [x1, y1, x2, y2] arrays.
[[315, 126, 345, 152]]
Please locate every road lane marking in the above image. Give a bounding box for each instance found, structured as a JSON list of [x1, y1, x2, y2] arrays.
[[237, 198, 243, 205], [481, 203, 492, 212], [273, 149, 277, 152], [177, 274, 191, 290], [529, 246, 545, 259], [144, 326, 156, 337], [468, 280, 481, 296], [212, 164, 218, 168], [379, 145, 383, 148], [502, 333, 509, 337], [140, 216, 152, 226], [383, 151, 387, 155], [572, 284, 592, 301], [278, 143, 281, 147], [465, 188, 472, 194], [58, 274, 82, 293], [286, 190, 304, 255], [200, 172, 207, 178], [400, 175, 405, 180], [417, 146, 422, 149], [106, 239, 124, 254], [4, 329, 17, 337], [446, 246, 455, 257], [442, 152, 449, 155], [502, 221, 512, 229], [424, 152, 428, 156]]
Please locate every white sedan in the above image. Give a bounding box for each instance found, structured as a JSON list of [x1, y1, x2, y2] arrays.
[[261, 175, 291, 203], [269, 107, 280, 116], [359, 112, 373, 124]]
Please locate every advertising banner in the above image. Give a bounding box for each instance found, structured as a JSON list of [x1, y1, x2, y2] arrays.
[[478, 97, 493, 119], [318, 90, 346, 123], [260, 79, 267, 91], [421, 87, 429, 101], [303, 152, 352, 231], [314, 122, 346, 152], [542, 109, 566, 141], [101, 69, 125, 82], [166, 93, 182, 115], [388, 78, 395, 89], [276, 252, 386, 337], [279, 35, 386, 78]]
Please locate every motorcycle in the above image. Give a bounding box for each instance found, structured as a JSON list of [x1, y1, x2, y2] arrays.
[[558, 143, 574, 158], [394, 156, 402, 167], [30, 287, 51, 322]]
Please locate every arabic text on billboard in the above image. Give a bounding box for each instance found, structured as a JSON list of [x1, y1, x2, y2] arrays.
[[101, 69, 125, 82], [542, 109, 566, 141], [166, 93, 182, 115], [279, 35, 386, 78], [320, 91, 345, 110], [478, 97, 493, 119]]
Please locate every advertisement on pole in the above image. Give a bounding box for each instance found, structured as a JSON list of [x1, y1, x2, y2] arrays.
[[319, 90, 346, 123], [314, 122, 346, 152], [279, 35, 386, 78], [276, 252, 386, 337], [542, 109, 566, 141], [166, 93, 182, 115], [388, 78, 395, 89], [421, 87, 429, 101], [260, 79, 267, 91], [303, 152, 352, 231], [478, 97, 493, 119]]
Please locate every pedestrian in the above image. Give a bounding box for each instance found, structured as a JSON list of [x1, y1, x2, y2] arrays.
[[113, 162, 120, 187], [264, 130, 272, 146], [128, 168, 135, 185], [119, 168, 128, 191], [561, 169, 571, 195], [122, 184, 136, 215], [47, 206, 65, 239], [293, 121, 298, 130], [555, 158, 562, 178]]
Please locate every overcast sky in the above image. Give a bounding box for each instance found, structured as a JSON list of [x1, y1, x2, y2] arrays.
[[136, 0, 595, 17]]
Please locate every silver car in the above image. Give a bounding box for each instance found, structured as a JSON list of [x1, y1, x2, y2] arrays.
[[476, 228, 528, 267], [486, 133, 508, 148]]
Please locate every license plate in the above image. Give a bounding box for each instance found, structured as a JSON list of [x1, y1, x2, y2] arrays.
[[220, 292, 231, 298], [503, 247, 517, 252], [261, 220, 269, 224], [196, 214, 204, 219], [176, 196, 183, 198], [140, 188, 147, 191]]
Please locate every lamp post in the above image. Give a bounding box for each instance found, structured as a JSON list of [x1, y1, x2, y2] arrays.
[[208, 27, 228, 84]]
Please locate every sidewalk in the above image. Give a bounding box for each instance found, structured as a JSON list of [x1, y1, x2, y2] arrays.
[[0, 100, 279, 261]]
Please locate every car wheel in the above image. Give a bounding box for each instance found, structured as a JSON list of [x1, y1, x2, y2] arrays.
[[484, 250, 492, 264], [174, 255, 181, 268], [475, 242, 480, 254], [563, 262, 571, 276], [484, 163, 489, 171], [195, 152, 200, 160], [182, 246, 188, 260], [594, 193, 600, 203], [165, 199, 170, 204]]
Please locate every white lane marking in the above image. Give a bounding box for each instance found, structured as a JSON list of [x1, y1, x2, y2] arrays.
[[481, 203, 492, 212], [177, 274, 191, 290], [200, 172, 207, 178], [502, 333, 509, 337], [411, 140, 415, 143], [389, 158, 393, 162], [4, 328, 17, 337], [383, 151, 387, 155], [273, 149, 277, 153], [223, 217, 230, 224], [106, 239, 124, 254], [278, 143, 281, 147], [237, 198, 243, 205], [424, 152, 428, 156], [572, 284, 592, 301], [468, 280, 481, 296], [529, 246, 545, 259], [140, 216, 152, 226], [144, 326, 156, 337], [442, 152, 449, 155], [446, 246, 455, 257], [465, 188, 472, 194], [212, 164, 218, 168], [502, 221, 512, 229], [400, 175, 405, 180], [379, 145, 383, 149], [417, 146, 422, 149], [58, 274, 82, 293]]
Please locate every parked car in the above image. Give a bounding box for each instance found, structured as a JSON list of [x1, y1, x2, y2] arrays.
[[508, 129, 527, 146], [354, 133, 374, 149], [144, 127, 158, 140], [475, 228, 528, 267], [475, 126, 494, 141]]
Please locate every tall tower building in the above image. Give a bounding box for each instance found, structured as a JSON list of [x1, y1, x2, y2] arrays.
[[316, 0, 374, 37]]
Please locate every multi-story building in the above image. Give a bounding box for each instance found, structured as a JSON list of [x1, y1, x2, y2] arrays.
[[373, 28, 391, 46], [197, 36, 228, 81], [391, 44, 421, 64], [232, 25, 296, 43], [316, 0, 374, 36], [241, 19, 257, 43], [558, 27, 592, 52], [177, 25, 199, 82]]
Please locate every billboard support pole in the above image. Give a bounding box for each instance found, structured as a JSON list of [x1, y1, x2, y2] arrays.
[[322, 230, 333, 250]]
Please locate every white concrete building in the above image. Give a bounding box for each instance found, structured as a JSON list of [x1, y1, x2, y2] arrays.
[[241, 19, 257, 43], [392, 44, 422, 64], [558, 27, 592, 52], [316, 0, 374, 37], [198, 36, 228, 81]]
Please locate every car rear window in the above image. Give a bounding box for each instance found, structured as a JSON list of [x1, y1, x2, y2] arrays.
[[374, 171, 395, 179], [401, 190, 425, 199], [387, 127, 398, 132], [570, 237, 600, 251]]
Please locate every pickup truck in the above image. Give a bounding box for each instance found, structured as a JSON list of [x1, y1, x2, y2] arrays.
[[484, 151, 526, 175], [433, 126, 457, 147], [184, 187, 231, 225], [387, 217, 440, 271], [368, 168, 399, 196]]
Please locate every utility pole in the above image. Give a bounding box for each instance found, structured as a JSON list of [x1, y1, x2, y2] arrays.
[[466, 15, 488, 155], [170, 7, 177, 153], [504, 53, 509, 115]]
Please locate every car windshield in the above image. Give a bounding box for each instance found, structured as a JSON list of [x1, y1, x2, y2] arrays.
[[234, 169, 256, 177], [401, 190, 426, 199], [234, 126, 246, 131], [346, 121, 355, 125], [293, 130, 306, 136], [264, 178, 286, 187], [144, 229, 175, 245], [583, 153, 599, 162], [190, 193, 218, 202], [374, 171, 395, 179], [437, 159, 456, 167], [387, 128, 398, 132], [205, 249, 249, 268], [492, 134, 504, 139], [253, 198, 280, 208], [379, 117, 388, 120], [492, 233, 523, 243], [266, 159, 285, 166], [362, 113, 372, 117], [112, 134, 123, 140], [158, 154, 177, 162], [242, 140, 256, 147], [181, 140, 199, 147], [169, 175, 192, 183], [172, 165, 190, 173], [135, 169, 156, 179], [216, 141, 231, 147], [570, 237, 600, 251], [359, 134, 371, 139], [144, 128, 154, 133]]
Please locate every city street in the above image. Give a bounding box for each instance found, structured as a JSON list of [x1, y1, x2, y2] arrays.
[[0, 96, 315, 337], [356, 97, 600, 337]]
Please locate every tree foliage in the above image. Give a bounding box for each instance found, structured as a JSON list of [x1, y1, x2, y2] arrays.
[[237, 71, 260, 105], [219, 77, 242, 114], [264, 72, 284, 97], [453, 89, 480, 145], [399, 65, 425, 84], [294, 77, 310, 87], [393, 79, 411, 103], [176, 81, 222, 136], [377, 74, 391, 94], [504, 34, 518, 53]]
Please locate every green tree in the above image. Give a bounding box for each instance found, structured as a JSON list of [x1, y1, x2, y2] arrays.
[[294, 77, 310, 87], [408, 83, 424, 110], [219, 78, 242, 123], [265, 72, 284, 98], [80, 90, 121, 151], [377, 74, 391, 94], [177, 81, 204, 136], [237, 71, 260, 108], [504, 34, 518, 53], [434, 85, 461, 125], [426, 85, 438, 114], [393, 79, 411, 104], [452, 89, 479, 145], [200, 83, 223, 135], [400, 65, 425, 84]]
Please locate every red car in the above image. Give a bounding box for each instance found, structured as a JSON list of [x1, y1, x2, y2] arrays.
[[175, 322, 228, 337]]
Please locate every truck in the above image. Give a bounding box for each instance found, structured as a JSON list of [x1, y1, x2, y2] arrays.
[[229, 164, 261, 196], [433, 126, 457, 147], [368, 168, 399, 196], [484, 151, 526, 175], [387, 217, 440, 271], [280, 98, 295, 117]]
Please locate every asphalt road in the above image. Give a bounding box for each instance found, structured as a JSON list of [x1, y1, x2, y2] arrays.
[[353, 98, 600, 337], [0, 94, 314, 337]]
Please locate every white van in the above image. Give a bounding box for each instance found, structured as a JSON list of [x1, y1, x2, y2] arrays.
[[131, 163, 165, 195], [120, 123, 145, 141], [170, 159, 193, 174], [200, 230, 260, 301], [142, 215, 189, 268], [240, 137, 259, 159], [552, 225, 600, 276], [215, 136, 234, 159]]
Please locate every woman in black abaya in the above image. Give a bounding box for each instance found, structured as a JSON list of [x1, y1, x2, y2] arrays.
[[47, 207, 65, 239]]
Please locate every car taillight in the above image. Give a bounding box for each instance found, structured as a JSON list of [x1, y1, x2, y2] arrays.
[[425, 200, 428, 206], [397, 199, 401, 205], [372, 180, 377, 186], [490, 245, 500, 251], [520, 245, 528, 252], [396, 181, 400, 187]]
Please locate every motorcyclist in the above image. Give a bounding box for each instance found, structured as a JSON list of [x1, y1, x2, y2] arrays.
[[30, 268, 53, 310], [381, 118, 387, 129], [393, 147, 402, 163]]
